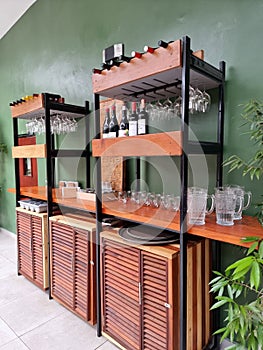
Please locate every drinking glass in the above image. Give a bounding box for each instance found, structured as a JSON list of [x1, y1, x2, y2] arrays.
[[227, 185, 251, 220], [215, 189, 242, 226], [188, 187, 214, 225]]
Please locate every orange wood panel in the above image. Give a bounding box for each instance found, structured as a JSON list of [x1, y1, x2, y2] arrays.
[[92, 131, 182, 157], [11, 94, 44, 118], [92, 40, 181, 95], [12, 144, 47, 158]]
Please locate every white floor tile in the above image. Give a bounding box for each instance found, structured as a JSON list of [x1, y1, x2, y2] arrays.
[[0, 338, 29, 350], [0, 274, 39, 308], [0, 257, 16, 280], [96, 341, 120, 350], [21, 312, 107, 350], [0, 289, 65, 336], [0, 318, 17, 347]]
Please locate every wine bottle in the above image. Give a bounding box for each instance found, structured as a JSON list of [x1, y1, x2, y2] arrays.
[[158, 40, 173, 48], [129, 102, 138, 136], [102, 107, 110, 138], [118, 55, 131, 63], [93, 68, 103, 74], [131, 51, 143, 59], [119, 103, 129, 137], [108, 105, 119, 138], [138, 99, 149, 135], [143, 45, 157, 54]]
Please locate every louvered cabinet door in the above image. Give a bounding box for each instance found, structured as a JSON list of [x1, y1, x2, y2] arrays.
[[141, 251, 169, 350], [50, 222, 74, 309], [17, 211, 33, 279], [31, 215, 44, 287], [74, 228, 89, 321], [102, 238, 141, 350]]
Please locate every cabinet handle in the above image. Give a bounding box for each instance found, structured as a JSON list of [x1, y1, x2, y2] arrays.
[[138, 282, 142, 305]]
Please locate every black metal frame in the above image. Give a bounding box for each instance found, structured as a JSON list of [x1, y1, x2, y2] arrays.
[[12, 93, 91, 296], [93, 35, 225, 350]]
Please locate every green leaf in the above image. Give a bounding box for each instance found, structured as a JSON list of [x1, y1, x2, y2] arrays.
[[213, 327, 226, 335], [227, 284, 234, 299], [247, 242, 258, 255], [242, 236, 260, 243], [210, 299, 228, 310], [226, 256, 253, 272], [250, 261, 260, 289], [259, 241, 263, 259]]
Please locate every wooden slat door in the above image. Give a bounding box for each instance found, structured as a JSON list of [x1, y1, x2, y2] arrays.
[[50, 222, 74, 309], [17, 211, 33, 278], [102, 238, 141, 350], [74, 228, 89, 320], [31, 215, 44, 287], [141, 251, 169, 350]]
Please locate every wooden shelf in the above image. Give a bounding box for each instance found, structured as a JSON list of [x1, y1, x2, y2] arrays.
[[10, 93, 87, 119], [9, 186, 262, 248], [11, 94, 44, 118], [100, 200, 263, 248], [92, 40, 221, 101], [12, 144, 47, 158], [92, 131, 182, 157], [8, 186, 96, 212]]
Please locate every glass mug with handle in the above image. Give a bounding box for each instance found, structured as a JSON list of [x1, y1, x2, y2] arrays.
[[188, 187, 215, 225], [215, 188, 243, 226], [224, 185, 252, 220]]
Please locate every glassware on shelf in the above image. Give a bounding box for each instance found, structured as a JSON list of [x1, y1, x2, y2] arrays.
[[25, 113, 78, 135]]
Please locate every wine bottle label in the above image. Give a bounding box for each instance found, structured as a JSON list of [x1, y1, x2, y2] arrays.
[[129, 121, 138, 136], [102, 133, 110, 139], [138, 119, 146, 134], [119, 129, 128, 137], [108, 131, 117, 138]]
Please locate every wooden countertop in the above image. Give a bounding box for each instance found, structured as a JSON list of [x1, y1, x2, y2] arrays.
[[9, 186, 263, 248]]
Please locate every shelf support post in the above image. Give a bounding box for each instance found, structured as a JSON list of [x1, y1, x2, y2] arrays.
[[180, 35, 191, 350], [94, 93, 103, 337], [85, 100, 91, 188]]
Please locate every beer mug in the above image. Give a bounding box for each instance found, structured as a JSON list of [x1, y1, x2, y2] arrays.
[[215, 188, 242, 226], [188, 187, 214, 225], [225, 185, 252, 220]]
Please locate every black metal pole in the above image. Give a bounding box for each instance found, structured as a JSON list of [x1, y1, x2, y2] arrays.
[[85, 101, 91, 188], [13, 118, 20, 205], [180, 35, 191, 350], [44, 94, 53, 300], [213, 61, 226, 349], [94, 93, 102, 337]]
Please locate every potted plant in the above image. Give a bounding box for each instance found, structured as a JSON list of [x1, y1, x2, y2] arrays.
[[210, 99, 263, 350]]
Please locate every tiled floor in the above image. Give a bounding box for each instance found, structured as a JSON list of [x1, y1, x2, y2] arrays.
[[0, 229, 118, 350]]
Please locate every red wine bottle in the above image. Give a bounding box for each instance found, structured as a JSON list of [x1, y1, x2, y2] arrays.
[[129, 102, 138, 136], [131, 51, 143, 58], [158, 40, 173, 48], [102, 107, 110, 138], [138, 99, 149, 135], [119, 103, 129, 137], [93, 68, 103, 74], [143, 45, 157, 54], [108, 105, 119, 138]]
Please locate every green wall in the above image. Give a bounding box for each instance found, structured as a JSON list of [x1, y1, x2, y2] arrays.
[[0, 0, 262, 242]]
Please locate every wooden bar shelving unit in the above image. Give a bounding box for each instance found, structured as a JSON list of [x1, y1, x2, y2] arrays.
[[10, 93, 91, 301], [92, 36, 227, 350]]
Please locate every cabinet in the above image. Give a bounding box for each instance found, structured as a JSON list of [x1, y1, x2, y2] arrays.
[[92, 36, 225, 349], [16, 207, 48, 289], [101, 230, 211, 350], [11, 93, 91, 294], [50, 215, 96, 325]]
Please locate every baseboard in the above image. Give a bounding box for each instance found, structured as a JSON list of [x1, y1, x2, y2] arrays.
[[0, 227, 16, 239]]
